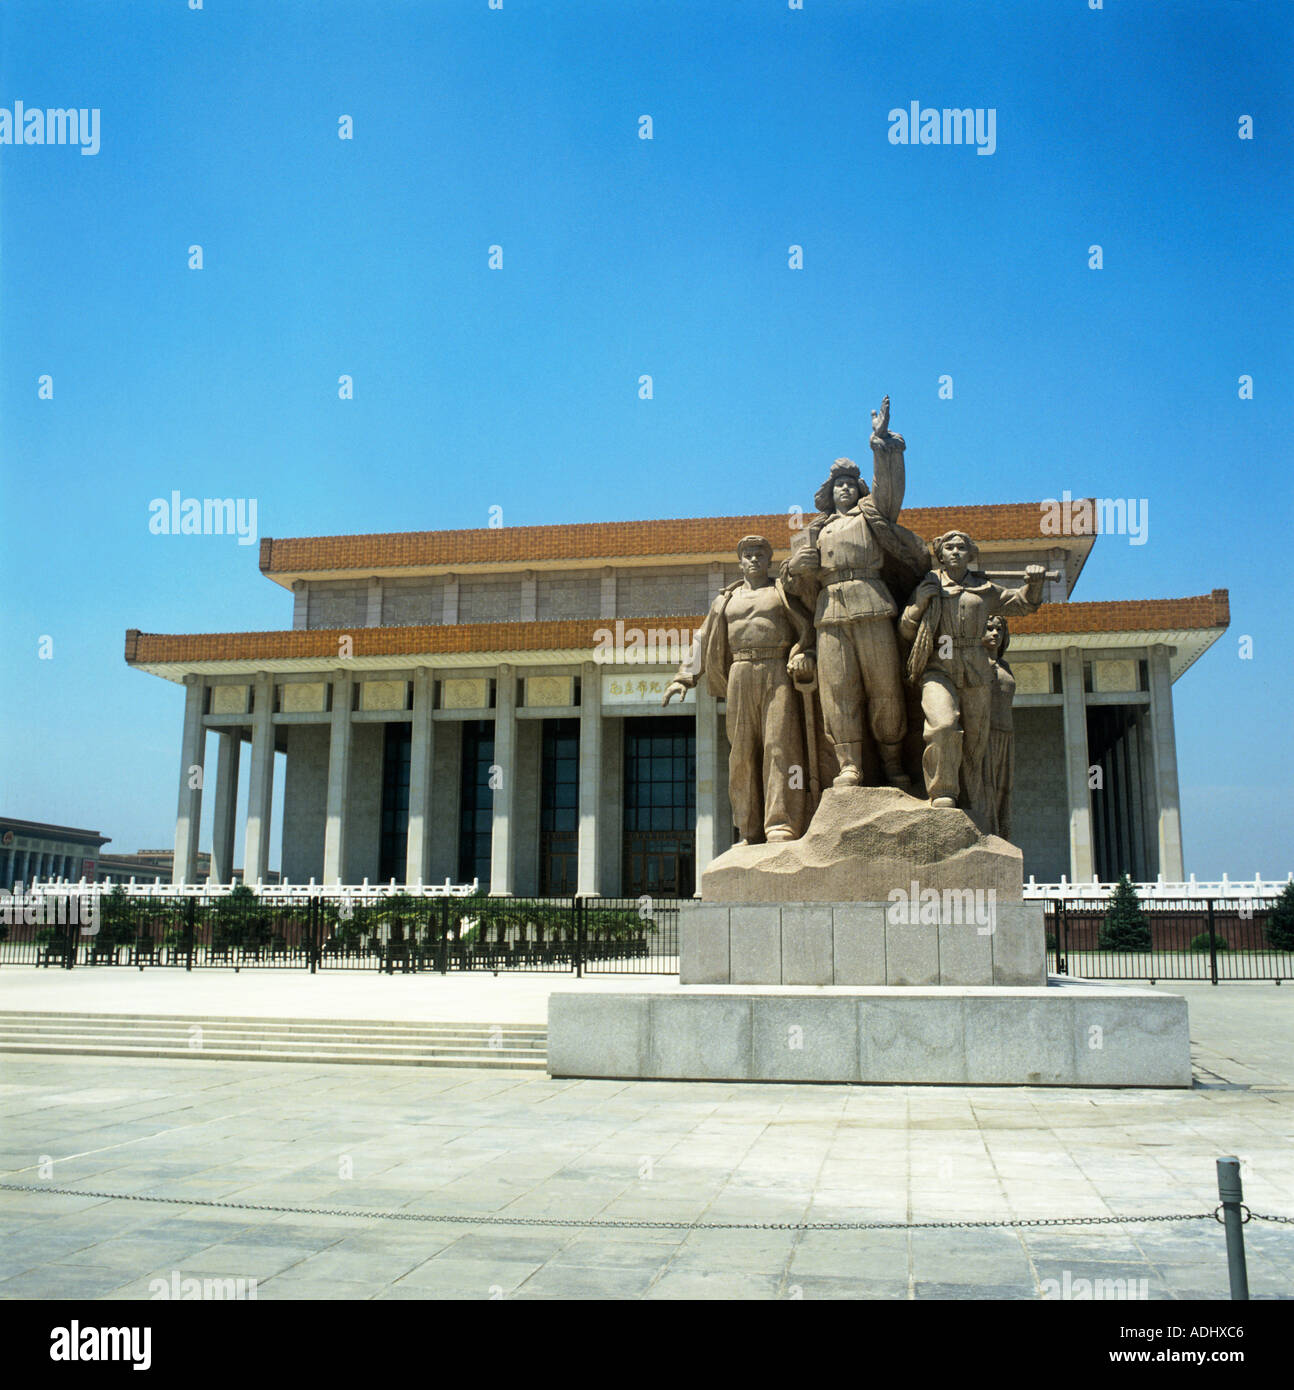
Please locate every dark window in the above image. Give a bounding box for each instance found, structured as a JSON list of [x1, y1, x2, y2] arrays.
[[540, 718, 580, 895], [623, 716, 695, 896], [378, 722, 412, 884], [458, 720, 495, 890]]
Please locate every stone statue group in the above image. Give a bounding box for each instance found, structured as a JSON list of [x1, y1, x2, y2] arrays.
[[665, 397, 1042, 848]]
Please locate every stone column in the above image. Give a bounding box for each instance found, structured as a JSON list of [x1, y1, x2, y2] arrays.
[[489, 665, 517, 895], [172, 676, 207, 884], [211, 730, 242, 884], [599, 566, 616, 619], [1147, 645, 1185, 881], [443, 574, 459, 624], [1060, 647, 1094, 882], [576, 662, 604, 896], [1125, 714, 1148, 881], [292, 580, 308, 631], [366, 577, 382, 627], [694, 683, 720, 885], [597, 716, 625, 896], [520, 570, 538, 621], [1046, 547, 1068, 603], [242, 674, 275, 885], [707, 561, 724, 602], [405, 668, 436, 885], [323, 673, 354, 884], [13, 848, 28, 888]]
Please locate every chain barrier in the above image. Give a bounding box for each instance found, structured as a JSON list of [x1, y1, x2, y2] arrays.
[[5, 1182, 1288, 1232]]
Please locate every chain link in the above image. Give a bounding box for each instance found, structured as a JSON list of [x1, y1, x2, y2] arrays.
[[0, 1182, 1254, 1232]]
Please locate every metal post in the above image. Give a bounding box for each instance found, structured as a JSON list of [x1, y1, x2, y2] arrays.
[[1216, 1157, 1249, 1300], [65, 906, 76, 970], [309, 894, 318, 975], [439, 897, 449, 975], [1057, 900, 1068, 976], [185, 895, 196, 972], [573, 896, 584, 978], [1207, 899, 1219, 987]]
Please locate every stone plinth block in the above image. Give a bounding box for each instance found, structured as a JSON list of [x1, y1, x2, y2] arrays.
[[679, 900, 1046, 988], [701, 786, 1023, 903], [547, 983, 1192, 1087]]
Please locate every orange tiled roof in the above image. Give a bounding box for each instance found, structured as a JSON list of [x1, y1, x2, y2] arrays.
[[258, 502, 1081, 575], [1010, 589, 1229, 636], [125, 591, 1228, 666]]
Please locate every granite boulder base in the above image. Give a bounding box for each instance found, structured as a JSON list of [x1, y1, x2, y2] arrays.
[[701, 786, 1023, 903]]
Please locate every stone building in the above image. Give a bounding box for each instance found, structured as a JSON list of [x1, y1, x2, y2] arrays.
[[124, 504, 1229, 893], [0, 818, 110, 889], [0, 821, 217, 887]]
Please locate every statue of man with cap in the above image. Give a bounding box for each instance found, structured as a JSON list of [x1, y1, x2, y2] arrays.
[[787, 396, 929, 790], [663, 535, 817, 845]]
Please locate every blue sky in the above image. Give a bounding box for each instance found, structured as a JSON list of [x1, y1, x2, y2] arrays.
[[1, 0, 1289, 878]]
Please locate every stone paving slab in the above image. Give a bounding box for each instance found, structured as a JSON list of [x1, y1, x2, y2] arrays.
[[0, 981, 1291, 1299]]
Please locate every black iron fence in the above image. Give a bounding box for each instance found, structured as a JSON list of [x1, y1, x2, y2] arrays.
[[5, 890, 1288, 984], [1045, 898, 1292, 983], [0, 890, 680, 977]]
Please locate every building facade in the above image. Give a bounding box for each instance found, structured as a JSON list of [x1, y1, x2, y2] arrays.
[[0, 821, 194, 887], [124, 504, 1229, 893], [0, 818, 109, 889]]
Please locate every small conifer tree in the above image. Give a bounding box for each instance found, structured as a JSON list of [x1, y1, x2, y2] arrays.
[[1098, 874, 1152, 951]]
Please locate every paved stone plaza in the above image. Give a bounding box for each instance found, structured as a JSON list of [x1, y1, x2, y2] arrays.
[[0, 977, 1291, 1300]]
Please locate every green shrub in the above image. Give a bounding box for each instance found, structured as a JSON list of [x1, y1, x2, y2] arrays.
[[101, 884, 138, 945], [1098, 875, 1152, 951], [1189, 932, 1228, 951], [1045, 932, 1057, 951], [1265, 882, 1294, 951]]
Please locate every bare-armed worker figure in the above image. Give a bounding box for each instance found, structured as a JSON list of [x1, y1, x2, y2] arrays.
[[663, 536, 816, 845], [900, 532, 1045, 828], [787, 396, 928, 790]]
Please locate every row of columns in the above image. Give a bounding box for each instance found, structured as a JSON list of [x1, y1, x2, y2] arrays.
[[1059, 644, 1183, 882], [174, 673, 276, 885], [172, 663, 656, 892], [0, 848, 87, 888], [172, 645, 1183, 888]]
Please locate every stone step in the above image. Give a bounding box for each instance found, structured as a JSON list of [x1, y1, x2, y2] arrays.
[[0, 1009, 545, 1034], [0, 1040, 547, 1069], [0, 1027, 544, 1057], [0, 1017, 545, 1044], [0, 1010, 548, 1069]]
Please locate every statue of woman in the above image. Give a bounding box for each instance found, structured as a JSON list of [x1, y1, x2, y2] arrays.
[[983, 614, 1016, 840], [899, 531, 1045, 829]]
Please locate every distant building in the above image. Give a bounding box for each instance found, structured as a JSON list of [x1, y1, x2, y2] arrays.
[[125, 503, 1228, 892], [106, 850, 278, 885], [0, 824, 278, 888], [0, 818, 109, 888]]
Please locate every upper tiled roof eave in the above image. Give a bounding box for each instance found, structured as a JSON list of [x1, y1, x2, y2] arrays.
[[258, 502, 1095, 584], [124, 590, 1229, 684]]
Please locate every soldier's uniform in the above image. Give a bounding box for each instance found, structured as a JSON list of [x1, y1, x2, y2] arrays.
[[788, 444, 925, 788]]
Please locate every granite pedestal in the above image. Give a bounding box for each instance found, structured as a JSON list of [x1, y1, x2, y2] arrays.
[[679, 899, 1047, 988], [548, 980, 1192, 1087]]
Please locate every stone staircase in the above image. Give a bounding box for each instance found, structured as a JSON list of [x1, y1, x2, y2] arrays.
[[0, 1011, 547, 1070]]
